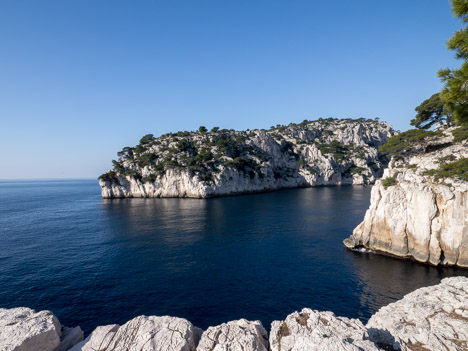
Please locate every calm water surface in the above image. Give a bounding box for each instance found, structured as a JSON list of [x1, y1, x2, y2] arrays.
[[0, 180, 467, 334]]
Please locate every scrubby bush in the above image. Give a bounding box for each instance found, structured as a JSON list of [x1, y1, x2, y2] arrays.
[[424, 158, 468, 181], [452, 126, 468, 143], [98, 171, 117, 181], [138, 153, 157, 168], [139, 134, 154, 145], [379, 129, 443, 156], [381, 172, 399, 189]]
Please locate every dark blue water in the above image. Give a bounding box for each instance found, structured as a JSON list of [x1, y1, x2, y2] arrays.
[[1, 180, 467, 334]]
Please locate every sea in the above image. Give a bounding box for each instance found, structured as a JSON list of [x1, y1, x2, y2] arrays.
[[1, 179, 466, 334]]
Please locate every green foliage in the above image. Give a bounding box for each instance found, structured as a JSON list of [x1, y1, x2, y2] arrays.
[[138, 153, 157, 168], [176, 131, 190, 137], [424, 157, 468, 181], [438, 0, 468, 126], [379, 129, 443, 156], [98, 171, 117, 181], [139, 134, 154, 145], [195, 148, 213, 162], [317, 140, 350, 162], [381, 172, 399, 189], [134, 144, 146, 154], [201, 172, 214, 183], [112, 160, 124, 173], [199, 126, 208, 133], [211, 127, 219, 133], [452, 126, 468, 142], [176, 139, 190, 151], [349, 165, 367, 175], [411, 93, 451, 129]]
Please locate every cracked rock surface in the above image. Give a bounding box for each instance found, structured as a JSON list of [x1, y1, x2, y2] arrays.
[[367, 276, 468, 351], [0, 307, 83, 351], [69, 315, 201, 351], [344, 131, 468, 267], [196, 319, 268, 351], [269, 308, 380, 351]]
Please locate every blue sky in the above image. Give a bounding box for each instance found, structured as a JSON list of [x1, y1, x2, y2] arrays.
[[0, 0, 462, 179]]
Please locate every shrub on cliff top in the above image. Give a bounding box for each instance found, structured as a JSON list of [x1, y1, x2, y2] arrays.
[[452, 126, 468, 143], [98, 171, 117, 181], [381, 172, 399, 189], [424, 158, 468, 182], [379, 129, 443, 156]]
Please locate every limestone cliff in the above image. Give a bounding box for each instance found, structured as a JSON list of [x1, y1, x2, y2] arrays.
[[344, 127, 468, 267], [99, 118, 394, 198]]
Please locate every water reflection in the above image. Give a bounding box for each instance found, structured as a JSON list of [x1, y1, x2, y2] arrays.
[[348, 249, 466, 319], [2, 181, 466, 336]]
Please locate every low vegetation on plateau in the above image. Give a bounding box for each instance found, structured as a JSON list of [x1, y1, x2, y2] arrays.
[[99, 117, 392, 185]]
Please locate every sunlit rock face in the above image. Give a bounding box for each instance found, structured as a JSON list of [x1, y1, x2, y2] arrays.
[[344, 130, 468, 268], [197, 319, 269, 351], [0, 307, 83, 351], [69, 315, 202, 351], [367, 276, 468, 351], [269, 308, 380, 351], [99, 118, 395, 198]]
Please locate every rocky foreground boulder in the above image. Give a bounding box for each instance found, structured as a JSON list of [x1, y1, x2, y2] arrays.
[[99, 118, 394, 198], [0, 307, 83, 351], [2, 277, 467, 350], [197, 319, 269, 351], [269, 309, 380, 351], [367, 276, 468, 351], [344, 127, 468, 267], [69, 315, 202, 351]]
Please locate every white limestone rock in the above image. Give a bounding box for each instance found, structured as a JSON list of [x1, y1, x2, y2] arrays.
[[0, 307, 61, 351], [56, 326, 85, 351], [0, 307, 83, 351], [344, 135, 468, 267], [100, 119, 395, 199], [196, 319, 268, 351], [269, 308, 380, 351], [367, 276, 468, 351], [70, 315, 201, 351]]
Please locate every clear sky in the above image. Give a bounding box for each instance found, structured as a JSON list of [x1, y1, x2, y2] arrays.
[[0, 0, 462, 179]]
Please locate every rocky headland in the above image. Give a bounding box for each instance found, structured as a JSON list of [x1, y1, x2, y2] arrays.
[[2, 277, 467, 351], [99, 118, 395, 198], [344, 126, 468, 267]]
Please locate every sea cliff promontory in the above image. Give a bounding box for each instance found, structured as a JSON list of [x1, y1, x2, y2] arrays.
[[99, 118, 395, 198], [2, 277, 468, 351], [344, 127, 468, 267]]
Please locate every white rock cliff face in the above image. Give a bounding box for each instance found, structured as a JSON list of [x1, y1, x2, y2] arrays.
[[344, 134, 468, 268], [99, 119, 394, 198]]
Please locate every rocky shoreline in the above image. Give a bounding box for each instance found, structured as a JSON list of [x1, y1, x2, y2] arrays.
[[344, 128, 468, 268], [2, 277, 467, 351], [99, 118, 394, 198]]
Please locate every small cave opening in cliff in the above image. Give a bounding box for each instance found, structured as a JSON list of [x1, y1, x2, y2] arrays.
[[440, 249, 446, 264]]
